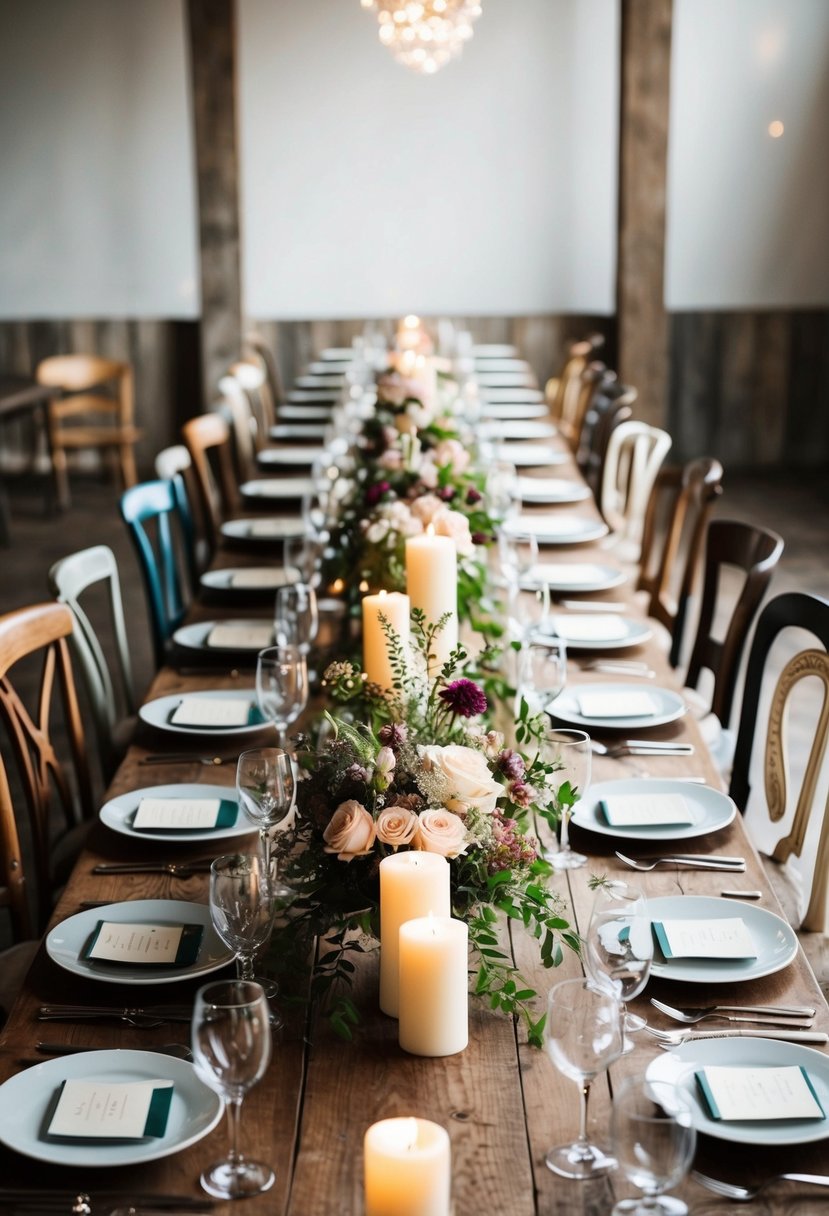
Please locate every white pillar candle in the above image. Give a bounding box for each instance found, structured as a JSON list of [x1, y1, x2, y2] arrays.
[[405, 531, 458, 674], [364, 1117, 451, 1216], [362, 590, 410, 691], [379, 852, 450, 1018], [398, 916, 469, 1057]]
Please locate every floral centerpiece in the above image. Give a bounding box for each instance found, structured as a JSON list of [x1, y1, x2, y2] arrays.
[[273, 615, 580, 1047]]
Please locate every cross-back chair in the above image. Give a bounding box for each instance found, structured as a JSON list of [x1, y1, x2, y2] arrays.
[[48, 545, 138, 785], [729, 592, 829, 933], [557, 361, 610, 452], [181, 412, 241, 559], [544, 334, 604, 424], [599, 420, 672, 555]]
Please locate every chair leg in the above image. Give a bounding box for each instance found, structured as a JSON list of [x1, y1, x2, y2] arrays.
[[52, 447, 71, 510], [119, 444, 138, 489]]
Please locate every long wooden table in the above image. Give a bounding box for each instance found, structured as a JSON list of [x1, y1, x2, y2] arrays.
[[1, 392, 827, 1215]]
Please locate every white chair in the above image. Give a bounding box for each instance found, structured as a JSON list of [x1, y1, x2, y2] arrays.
[[599, 420, 672, 557]]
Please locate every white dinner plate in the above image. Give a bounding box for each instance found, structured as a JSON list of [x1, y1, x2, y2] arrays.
[[518, 477, 591, 505], [477, 372, 537, 388], [286, 390, 339, 404], [646, 1038, 829, 1146], [482, 403, 549, 420], [483, 388, 545, 403], [172, 620, 274, 653], [486, 421, 557, 441], [646, 895, 798, 984], [200, 566, 298, 595], [279, 404, 334, 420], [473, 344, 519, 358], [221, 516, 305, 543], [497, 445, 568, 468], [521, 562, 628, 593], [550, 682, 687, 730], [309, 360, 350, 374], [474, 357, 530, 372], [533, 614, 651, 650], [256, 447, 323, 468], [572, 778, 737, 842], [270, 423, 327, 441], [295, 375, 344, 389], [139, 689, 268, 737], [45, 899, 234, 986], [100, 783, 254, 844], [0, 1050, 223, 1167], [504, 513, 609, 543], [239, 477, 314, 501], [320, 347, 354, 361]]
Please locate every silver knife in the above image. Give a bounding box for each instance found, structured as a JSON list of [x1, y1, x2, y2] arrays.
[[92, 860, 215, 875], [37, 1005, 193, 1022]]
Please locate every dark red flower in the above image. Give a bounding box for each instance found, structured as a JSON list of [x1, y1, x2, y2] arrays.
[[438, 678, 488, 718], [365, 481, 392, 507], [466, 487, 482, 505]]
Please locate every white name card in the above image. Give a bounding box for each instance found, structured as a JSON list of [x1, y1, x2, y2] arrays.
[[696, 1065, 826, 1122], [600, 794, 694, 827], [230, 569, 286, 589], [576, 691, 659, 719], [207, 623, 273, 650], [171, 697, 250, 728], [248, 519, 288, 537], [133, 797, 222, 830], [48, 1079, 173, 1139], [86, 922, 186, 965], [652, 917, 756, 960], [551, 614, 629, 643]]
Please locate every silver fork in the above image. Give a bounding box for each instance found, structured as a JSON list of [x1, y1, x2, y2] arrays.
[[651, 997, 816, 1022], [642, 1025, 828, 1046], [650, 998, 814, 1028], [615, 851, 745, 871], [139, 754, 234, 766], [692, 1169, 829, 1201]]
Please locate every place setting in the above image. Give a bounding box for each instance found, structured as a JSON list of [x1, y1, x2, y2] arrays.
[[517, 475, 592, 504], [199, 563, 300, 600], [256, 445, 326, 469], [238, 474, 316, 502], [496, 443, 569, 469], [549, 681, 688, 732], [220, 514, 307, 545], [99, 782, 255, 845]]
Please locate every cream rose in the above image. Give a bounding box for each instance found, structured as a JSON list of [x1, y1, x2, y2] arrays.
[[375, 805, 419, 849], [410, 494, 445, 526], [420, 744, 502, 815], [323, 800, 376, 861], [432, 438, 470, 475], [433, 508, 474, 556], [414, 809, 468, 857]]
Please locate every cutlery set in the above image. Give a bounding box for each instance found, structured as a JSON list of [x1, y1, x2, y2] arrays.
[[650, 997, 816, 1027]]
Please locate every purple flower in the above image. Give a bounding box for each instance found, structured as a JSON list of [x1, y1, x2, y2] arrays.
[[379, 722, 408, 749], [487, 813, 538, 874], [437, 486, 456, 502], [497, 749, 525, 781], [471, 531, 492, 545], [346, 763, 372, 785], [438, 678, 488, 718], [466, 487, 482, 505], [508, 779, 533, 809], [365, 480, 392, 507]]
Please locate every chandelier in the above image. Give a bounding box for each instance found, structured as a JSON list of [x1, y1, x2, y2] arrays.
[[360, 1, 483, 76]]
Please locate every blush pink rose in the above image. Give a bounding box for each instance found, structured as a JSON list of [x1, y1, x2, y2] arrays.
[[375, 805, 419, 849], [323, 800, 376, 861], [414, 809, 468, 858], [433, 508, 474, 556]]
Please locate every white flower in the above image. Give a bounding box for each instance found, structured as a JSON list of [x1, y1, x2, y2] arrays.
[[366, 519, 390, 545], [432, 438, 470, 475], [410, 494, 445, 527], [433, 508, 474, 556], [419, 744, 502, 815]]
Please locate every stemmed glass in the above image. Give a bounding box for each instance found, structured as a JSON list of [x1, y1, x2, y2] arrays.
[[610, 1075, 696, 1215], [516, 639, 567, 718], [209, 854, 277, 990], [498, 528, 539, 640], [256, 644, 308, 751], [274, 582, 318, 655], [585, 879, 653, 1052], [191, 979, 274, 1199], [236, 746, 295, 882], [543, 977, 623, 1179], [541, 727, 591, 870], [485, 458, 521, 524]]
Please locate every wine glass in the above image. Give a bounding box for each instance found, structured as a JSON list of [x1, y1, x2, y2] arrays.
[[585, 880, 653, 1052], [236, 746, 295, 881], [516, 639, 567, 718], [611, 1074, 696, 1215], [498, 527, 539, 641], [485, 459, 521, 524], [543, 977, 623, 1180], [256, 644, 308, 751], [191, 979, 274, 1199], [209, 853, 277, 990], [541, 727, 591, 870], [274, 582, 319, 655]]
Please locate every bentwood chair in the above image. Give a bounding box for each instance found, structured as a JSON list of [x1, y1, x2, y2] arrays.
[[120, 480, 193, 667], [48, 545, 138, 785], [578, 382, 637, 498], [729, 592, 829, 934], [557, 362, 611, 452], [36, 355, 141, 508], [181, 412, 242, 559], [544, 334, 604, 427], [599, 420, 673, 556], [154, 445, 208, 581], [245, 332, 285, 411]]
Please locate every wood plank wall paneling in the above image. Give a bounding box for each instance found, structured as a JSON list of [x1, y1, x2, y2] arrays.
[[617, 0, 672, 430], [668, 310, 829, 468]]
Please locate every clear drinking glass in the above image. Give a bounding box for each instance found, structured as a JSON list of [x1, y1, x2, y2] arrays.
[[256, 644, 308, 751], [274, 582, 319, 655], [209, 854, 277, 988], [542, 727, 591, 869], [517, 639, 567, 718], [585, 879, 653, 1052], [498, 528, 538, 641], [236, 746, 295, 879], [611, 1075, 696, 1216], [192, 979, 274, 1199], [543, 977, 623, 1180], [485, 459, 521, 524]]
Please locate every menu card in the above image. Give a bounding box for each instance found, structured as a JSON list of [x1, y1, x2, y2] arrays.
[[576, 690, 659, 719], [229, 569, 286, 589], [600, 794, 694, 827], [248, 519, 288, 537], [132, 797, 237, 831], [83, 921, 203, 967], [695, 1065, 826, 1122], [533, 564, 609, 587], [551, 614, 629, 643], [207, 623, 274, 650], [47, 1079, 173, 1140], [170, 697, 252, 728], [652, 917, 756, 959]]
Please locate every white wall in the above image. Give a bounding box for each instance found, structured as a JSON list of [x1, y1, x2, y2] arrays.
[[238, 0, 619, 320], [666, 0, 829, 311], [0, 0, 199, 319]]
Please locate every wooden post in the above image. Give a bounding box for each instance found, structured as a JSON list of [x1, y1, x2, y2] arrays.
[[617, 0, 673, 427], [186, 0, 242, 407]]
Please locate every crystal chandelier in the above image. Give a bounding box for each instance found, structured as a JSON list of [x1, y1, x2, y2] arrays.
[[361, 1, 483, 76]]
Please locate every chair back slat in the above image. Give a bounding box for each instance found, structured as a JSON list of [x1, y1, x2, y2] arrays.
[[120, 481, 191, 668]]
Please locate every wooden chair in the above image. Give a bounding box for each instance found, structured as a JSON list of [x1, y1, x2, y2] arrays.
[[599, 420, 672, 555], [558, 362, 611, 452], [245, 332, 285, 411], [181, 413, 241, 559], [120, 481, 193, 667], [232, 356, 278, 439], [217, 372, 262, 483], [637, 458, 724, 667], [729, 592, 829, 934], [35, 355, 140, 508], [544, 334, 604, 424], [154, 445, 208, 581], [0, 602, 94, 940], [578, 382, 637, 498], [48, 545, 138, 785], [684, 519, 784, 727]]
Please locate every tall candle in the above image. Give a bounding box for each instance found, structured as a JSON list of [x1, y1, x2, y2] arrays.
[[398, 916, 469, 1057], [405, 531, 458, 674], [362, 590, 410, 690], [364, 1117, 450, 1216], [379, 852, 450, 1017]]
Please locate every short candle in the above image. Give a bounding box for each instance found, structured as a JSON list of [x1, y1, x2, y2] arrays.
[[362, 590, 410, 691], [364, 1116, 451, 1216], [379, 852, 450, 1018], [398, 915, 469, 1057]]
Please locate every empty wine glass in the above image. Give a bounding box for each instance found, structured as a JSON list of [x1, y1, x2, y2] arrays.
[[256, 644, 308, 751], [209, 854, 277, 990], [485, 459, 521, 524], [611, 1075, 696, 1215], [585, 880, 653, 1052], [543, 977, 623, 1180], [236, 747, 295, 881], [541, 727, 590, 870], [498, 527, 538, 640], [274, 582, 318, 655], [516, 639, 567, 718], [192, 979, 274, 1199]]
